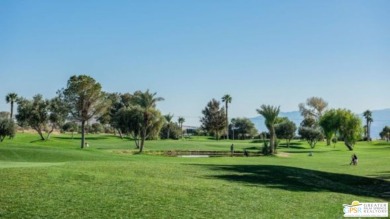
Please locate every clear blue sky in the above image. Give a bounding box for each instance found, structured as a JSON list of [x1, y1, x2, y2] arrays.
[[1, 0, 389, 126]]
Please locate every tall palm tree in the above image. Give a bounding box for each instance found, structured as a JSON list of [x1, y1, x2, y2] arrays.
[[363, 110, 373, 141], [221, 94, 232, 139], [178, 116, 185, 137], [132, 90, 164, 152], [164, 113, 174, 139], [256, 105, 280, 154], [5, 93, 18, 119]]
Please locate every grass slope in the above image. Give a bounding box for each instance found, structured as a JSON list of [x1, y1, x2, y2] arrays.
[[0, 133, 389, 218]]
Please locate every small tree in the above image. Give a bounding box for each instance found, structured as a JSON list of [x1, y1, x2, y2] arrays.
[[256, 105, 280, 154], [129, 90, 164, 152], [62, 121, 79, 138], [164, 113, 174, 139], [275, 118, 297, 147], [337, 109, 362, 150], [178, 116, 185, 137], [319, 109, 339, 146], [229, 117, 258, 140], [16, 95, 66, 140], [91, 123, 104, 134], [0, 118, 16, 142], [363, 110, 373, 141], [200, 99, 226, 140], [160, 122, 182, 139], [380, 126, 390, 141], [298, 126, 323, 148], [116, 106, 164, 149], [5, 93, 18, 119]]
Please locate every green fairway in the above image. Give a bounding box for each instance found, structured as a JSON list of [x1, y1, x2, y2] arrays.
[[0, 133, 389, 218]]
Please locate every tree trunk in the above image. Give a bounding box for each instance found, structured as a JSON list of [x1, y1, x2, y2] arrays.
[[36, 128, 46, 141], [134, 138, 140, 149], [139, 128, 147, 153], [10, 102, 14, 120], [344, 141, 354, 151], [117, 129, 123, 139], [46, 126, 54, 140], [326, 138, 331, 146], [226, 104, 228, 140], [269, 126, 275, 154], [167, 126, 170, 139], [81, 121, 85, 149], [367, 122, 371, 141], [287, 139, 290, 148]]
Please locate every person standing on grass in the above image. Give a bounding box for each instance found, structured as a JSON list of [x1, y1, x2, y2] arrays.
[[230, 144, 234, 154]]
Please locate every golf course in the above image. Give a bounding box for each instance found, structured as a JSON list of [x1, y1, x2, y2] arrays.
[[0, 133, 389, 218]]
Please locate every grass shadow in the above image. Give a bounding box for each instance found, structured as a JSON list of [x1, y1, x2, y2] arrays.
[[53, 136, 110, 141], [244, 147, 261, 150], [282, 150, 333, 154], [191, 164, 390, 200]]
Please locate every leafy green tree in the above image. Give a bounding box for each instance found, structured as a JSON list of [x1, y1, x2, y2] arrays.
[[164, 113, 174, 139], [229, 117, 258, 140], [16, 95, 66, 140], [48, 96, 69, 137], [131, 90, 164, 152], [0, 118, 16, 142], [116, 105, 164, 149], [200, 99, 226, 140], [91, 123, 104, 134], [5, 93, 18, 119], [299, 116, 323, 148], [100, 92, 133, 138], [275, 118, 297, 147], [319, 109, 339, 146], [222, 94, 232, 139], [363, 110, 373, 141], [337, 109, 362, 150], [60, 75, 108, 148], [160, 122, 182, 139], [298, 126, 323, 149], [62, 121, 79, 138], [380, 126, 390, 141], [256, 105, 280, 154]]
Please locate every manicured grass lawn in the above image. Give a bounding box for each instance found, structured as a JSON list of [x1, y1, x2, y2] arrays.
[[0, 133, 389, 218]]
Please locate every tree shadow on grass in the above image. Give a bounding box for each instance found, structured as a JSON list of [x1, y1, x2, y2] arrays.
[[244, 146, 261, 150], [53, 136, 110, 141], [191, 164, 390, 200], [281, 150, 334, 154]]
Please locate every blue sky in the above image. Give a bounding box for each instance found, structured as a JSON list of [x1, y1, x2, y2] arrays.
[[1, 0, 389, 126]]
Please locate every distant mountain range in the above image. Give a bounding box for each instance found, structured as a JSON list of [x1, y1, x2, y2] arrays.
[[250, 109, 390, 139]]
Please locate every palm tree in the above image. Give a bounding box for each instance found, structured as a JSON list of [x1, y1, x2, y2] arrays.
[[256, 105, 280, 154], [221, 94, 232, 139], [363, 110, 373, 141], [5, 93, 18, 119], [178, 116, 185, 137], [164, 113, 174, 139], [132, 90, 164, 152]]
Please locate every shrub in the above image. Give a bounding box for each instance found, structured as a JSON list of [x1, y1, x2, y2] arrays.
[[0, 118, 16, 142]]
